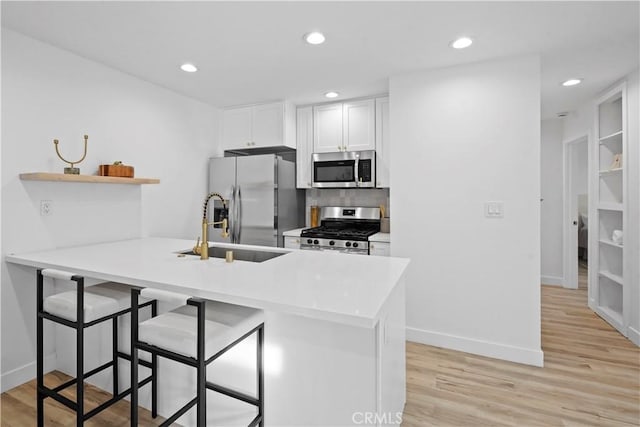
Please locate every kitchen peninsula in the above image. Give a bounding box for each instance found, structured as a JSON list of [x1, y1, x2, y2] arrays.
[[6, 238, 410, 426]]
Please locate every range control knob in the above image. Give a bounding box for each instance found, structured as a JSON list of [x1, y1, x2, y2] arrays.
[[314, 239, 319, 245], [352, 242, 359, 248], [329, 240, 335, 246], [307, 239, 313, 244], [345, 242, 351, 247]]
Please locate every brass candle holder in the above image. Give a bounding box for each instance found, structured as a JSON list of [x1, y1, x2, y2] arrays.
[[53, 134, 88, 174]]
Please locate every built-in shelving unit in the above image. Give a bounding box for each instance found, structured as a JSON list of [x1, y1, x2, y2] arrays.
[[592, 82, 628, 335], [19, 172, 160, 185]]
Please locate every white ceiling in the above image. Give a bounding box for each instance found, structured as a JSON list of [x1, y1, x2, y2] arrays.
[[2, 1, 638, 119]]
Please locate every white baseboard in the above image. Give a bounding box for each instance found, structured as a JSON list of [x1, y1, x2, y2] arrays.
[[406, 327, 544, 367], [1, 353, 56, 393], [628, 326, 640, 346], [541, 275, 564, 286]]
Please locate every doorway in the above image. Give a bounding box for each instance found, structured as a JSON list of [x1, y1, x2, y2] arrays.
[[563, 135, 589, 290]]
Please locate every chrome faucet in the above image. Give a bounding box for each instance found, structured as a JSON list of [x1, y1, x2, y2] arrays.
[[194, 192, 229, 260]]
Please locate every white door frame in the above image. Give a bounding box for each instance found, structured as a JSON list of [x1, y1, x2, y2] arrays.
[[562, 134, 589, 289]]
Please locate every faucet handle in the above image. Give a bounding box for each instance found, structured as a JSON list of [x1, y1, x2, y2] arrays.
[[193, 236, 201, 254], [221, 218, 229, 238]]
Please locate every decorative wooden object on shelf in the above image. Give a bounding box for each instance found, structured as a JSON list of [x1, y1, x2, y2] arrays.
[[19, 172, 159, 185], [99, 163, 134, 178]]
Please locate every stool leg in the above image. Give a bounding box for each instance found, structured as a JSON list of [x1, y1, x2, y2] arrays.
[[257, 324, 264, 427], [151, 300, 158, 418], [113, 316, 119, 396], [131, 289, 140, 426], [36, 270, 45, 427], [75, 276, 84, 427], [196, 301, 206, 427]]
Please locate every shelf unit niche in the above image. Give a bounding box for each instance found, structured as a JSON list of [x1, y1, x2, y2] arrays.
[[592, 82, 628, 335]]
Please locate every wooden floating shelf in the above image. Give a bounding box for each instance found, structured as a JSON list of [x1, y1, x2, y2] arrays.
[[19, 172, 160, 185]]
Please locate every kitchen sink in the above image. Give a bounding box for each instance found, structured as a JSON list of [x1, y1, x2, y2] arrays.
[[179, 246, 287, 263]]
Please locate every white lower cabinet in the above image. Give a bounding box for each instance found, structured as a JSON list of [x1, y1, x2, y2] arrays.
[[370, 241, 391, 256], [284, 236, 301, 249]]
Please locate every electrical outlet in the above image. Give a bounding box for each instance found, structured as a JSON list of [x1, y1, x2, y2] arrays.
[[40, 200, 53, 216]]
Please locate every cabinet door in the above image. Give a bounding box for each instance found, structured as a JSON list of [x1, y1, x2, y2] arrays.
[[370, 242, 391, 256], [253, 102, 284, 148], [284, 236, 301, 249], [313, 103, 343, 153], [222, 106, 253, 150], [375, 97, 390, 188], [296, 107, 313, 188], [343, 99, 375, 151]]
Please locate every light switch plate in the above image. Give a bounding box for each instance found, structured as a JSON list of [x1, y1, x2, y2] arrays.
[[485, 201, 504, 218]]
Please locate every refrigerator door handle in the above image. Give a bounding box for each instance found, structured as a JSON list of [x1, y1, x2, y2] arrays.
[[236, 185, 242, 243], [230, 184, 235, 243]]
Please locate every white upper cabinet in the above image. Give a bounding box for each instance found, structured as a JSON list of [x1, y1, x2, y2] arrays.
[[221, 106, 252, 150], [375, 97, 390, 188], [313, 99, 375, 153], [313, 103, 343, 153], [343, 99, 376, 152], [296, 106, 313, 189], [221, 101, 295, 151]]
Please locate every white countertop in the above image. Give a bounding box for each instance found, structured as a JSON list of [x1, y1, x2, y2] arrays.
[[6, 238, 409, 328], [283, 228, 307, 237], [369, 232, 391, 243]]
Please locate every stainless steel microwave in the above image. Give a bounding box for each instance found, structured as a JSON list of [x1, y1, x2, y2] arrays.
[[311, 150, 375, 188]]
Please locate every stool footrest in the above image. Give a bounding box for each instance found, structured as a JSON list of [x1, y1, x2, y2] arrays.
[[83, 375, 153, 421], [248, 414, 264, 427], [160, 396, 198, 427], [38, 385, 78, 411], [206, 381, 259, 406], [116, 351, 154, 369], [52, 360, 113, 393]]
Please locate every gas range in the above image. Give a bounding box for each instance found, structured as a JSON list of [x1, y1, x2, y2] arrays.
[[301, 207, 380, 255]]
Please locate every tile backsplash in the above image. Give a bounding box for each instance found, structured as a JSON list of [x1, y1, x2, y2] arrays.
[[305, 188, 390, 226]]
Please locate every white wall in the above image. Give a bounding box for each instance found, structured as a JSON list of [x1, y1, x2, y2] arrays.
[[389, 55, 542, 366], [540, 119, 564, 285], [1, 29, 220, 390]]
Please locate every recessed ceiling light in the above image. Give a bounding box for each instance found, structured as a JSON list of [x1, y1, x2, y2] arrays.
[[562, 78, 582, 87], [180, 63, 198, 73], [325, 91, 339, 99], [450, 37, 473, 49], [304, 32, 326, 45]]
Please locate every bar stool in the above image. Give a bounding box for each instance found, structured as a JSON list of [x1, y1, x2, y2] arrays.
[[130, 288, 264, 427], [36, 268, 157, 427]]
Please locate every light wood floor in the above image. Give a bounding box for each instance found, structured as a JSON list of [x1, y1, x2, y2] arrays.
[[403, 284, 639, 426], [0, 370, 164, 426], [2, 284, 638, 426]]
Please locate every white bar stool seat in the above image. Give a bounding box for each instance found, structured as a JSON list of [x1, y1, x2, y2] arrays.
[[44, 281, 133, 323], [131, 288, 265, 427], [36, 269, 157, 427], [138, 300, 263, 359]]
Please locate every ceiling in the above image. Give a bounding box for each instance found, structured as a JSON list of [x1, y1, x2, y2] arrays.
[[2, 1, 638, 119]]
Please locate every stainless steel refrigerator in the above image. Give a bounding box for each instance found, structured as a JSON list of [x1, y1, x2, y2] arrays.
[[208, 154, 304, 247]]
